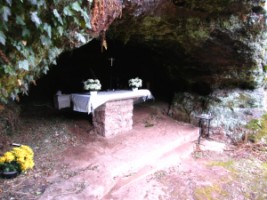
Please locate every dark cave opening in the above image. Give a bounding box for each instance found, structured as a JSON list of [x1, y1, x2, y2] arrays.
[[20, 39, 176, 105]]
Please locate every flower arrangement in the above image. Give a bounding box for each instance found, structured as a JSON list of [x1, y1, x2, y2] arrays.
[[83, 79, 102, 91], [0, 145, 35, 174], [128, 77, 142, 88]]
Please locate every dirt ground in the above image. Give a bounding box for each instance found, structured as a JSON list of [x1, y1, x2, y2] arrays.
[[1, 100, 267, 200]]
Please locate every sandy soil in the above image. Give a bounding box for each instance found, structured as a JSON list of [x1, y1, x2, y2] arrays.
[[1, 101, 267, 200]]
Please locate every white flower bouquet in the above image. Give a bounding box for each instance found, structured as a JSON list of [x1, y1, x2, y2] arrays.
[[128, 77, 142, 88], [83, 79, 101, 91]]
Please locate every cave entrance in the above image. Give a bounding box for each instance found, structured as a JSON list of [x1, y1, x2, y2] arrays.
[[20, 39, 174, 106]]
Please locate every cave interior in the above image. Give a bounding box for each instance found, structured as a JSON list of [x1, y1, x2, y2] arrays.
[[20, 38, 183, 105]]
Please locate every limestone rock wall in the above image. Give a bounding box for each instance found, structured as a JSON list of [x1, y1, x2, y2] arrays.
[[169, 87, 267, 140], [110, 0, 267, 91]]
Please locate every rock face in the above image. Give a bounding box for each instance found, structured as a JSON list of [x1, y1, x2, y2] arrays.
[[168, 88, 266, 139], [109, 0, 267, 92], [105, 0, 267, 138]]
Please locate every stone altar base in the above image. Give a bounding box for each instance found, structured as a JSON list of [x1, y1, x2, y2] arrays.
[[93, 99, 134, 137]]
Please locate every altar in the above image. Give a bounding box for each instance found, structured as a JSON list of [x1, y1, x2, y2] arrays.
[[71, 89, 154, 137]]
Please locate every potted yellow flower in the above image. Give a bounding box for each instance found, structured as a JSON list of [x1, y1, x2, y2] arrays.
[[0, 145, 35, 179]]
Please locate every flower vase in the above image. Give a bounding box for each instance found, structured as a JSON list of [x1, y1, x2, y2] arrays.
[[90, 91, 98, 96], [132, 88, 138, 91]]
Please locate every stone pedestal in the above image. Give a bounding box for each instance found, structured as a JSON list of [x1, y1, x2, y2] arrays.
[[93, 99, 134, 137]]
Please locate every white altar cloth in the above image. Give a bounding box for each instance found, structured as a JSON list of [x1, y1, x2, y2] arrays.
[[71, 89, 154, 114]]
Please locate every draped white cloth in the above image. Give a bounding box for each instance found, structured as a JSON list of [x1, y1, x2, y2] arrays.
[[71, 89, 154, 114]]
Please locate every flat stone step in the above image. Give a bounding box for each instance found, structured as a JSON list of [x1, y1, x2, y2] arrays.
[[103, 141, 196, 199], [40, 108, 199, 200], [105, 123, 199, 179]]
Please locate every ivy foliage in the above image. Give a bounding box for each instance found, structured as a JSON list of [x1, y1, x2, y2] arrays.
[[0, 0, 94, 103]]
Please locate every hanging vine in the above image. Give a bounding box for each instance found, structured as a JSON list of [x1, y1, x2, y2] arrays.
[[0, 0, 123, 104]]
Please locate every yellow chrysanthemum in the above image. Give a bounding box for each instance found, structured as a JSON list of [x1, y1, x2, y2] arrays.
[[28, 160, 35, 169], [12, 147, 24, 155], [1, 145, 35, 172], [3, 152, 15, 162], [20, 145, 34, 157], [0, 156, 6, 163], [16, 157, 25, 164], [20, 162, 28, 171]]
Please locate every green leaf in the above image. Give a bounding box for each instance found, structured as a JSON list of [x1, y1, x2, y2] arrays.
[[26, 75, 34, 82], [12, 41, 22, 51], [42, 66, 49, 74], [37, 0, 46, 8], [1, 6, 11, 22], [0, 31, 6, 45], [16, 15, 25, 25], [21, 46, 30, 57], [75, 32, 86, 43], [81, 10, 91, 29], [30, 11, 42, 27], [28, 55, 35, 66], [48, 47, 61, 64], [40, 35, 52, 46], [29, 0, 37, 5], [57, 26, 64, 36], [48, 47, 60, 58], [18, 60, 29, 71], [3, 64, 16, 75], [10, 92, 17, 101], [5, 0, 12, 6], [53, 0, 60, 4], [0, 22, 9, 32], [63, 6, 73, 16], [52, 59, 57, 65], [22, 28, 30, 38], [71, 2, 81, 12], [43, 23, 52, 38], [53, 9, 63, 25], [73, 16, 80, 26]]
